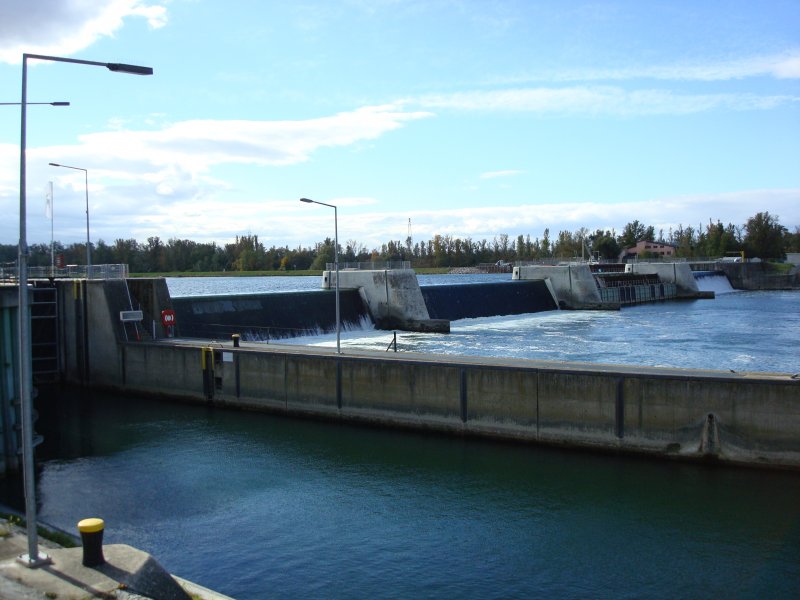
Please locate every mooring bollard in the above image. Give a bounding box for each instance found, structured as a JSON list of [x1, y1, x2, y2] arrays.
[[77, 517, 105, 567], [232, 333, 240, 347]]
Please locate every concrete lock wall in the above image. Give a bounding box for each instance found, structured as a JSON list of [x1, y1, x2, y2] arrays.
[[104, 341, 800, 469]]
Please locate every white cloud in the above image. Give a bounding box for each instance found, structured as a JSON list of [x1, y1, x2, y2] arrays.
[[415, 86, 798, 116], [494, 51, 800, 84], [0, 0, 167, 63], [55, 104, 433, 173], [0, 105, 434, 245]]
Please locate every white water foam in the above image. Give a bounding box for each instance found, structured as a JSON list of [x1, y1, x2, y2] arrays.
[[694, 271, 737, 294]]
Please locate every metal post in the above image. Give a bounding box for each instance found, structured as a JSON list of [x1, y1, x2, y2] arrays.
[[334, 204, 340, 354], [17, 52, 152, 569], [17, 54, 47, 567], [300, 198, 341, 354], [84, 168, 91, 278]]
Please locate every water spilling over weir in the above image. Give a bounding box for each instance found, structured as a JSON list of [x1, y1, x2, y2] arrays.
[[171, 278, 559, 340]]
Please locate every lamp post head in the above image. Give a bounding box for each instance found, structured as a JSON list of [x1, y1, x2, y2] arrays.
[[300, 197, 314, 203], [106, 63, 153, 76], [48, 162, 60, 167], [50, 102, 70, 106]]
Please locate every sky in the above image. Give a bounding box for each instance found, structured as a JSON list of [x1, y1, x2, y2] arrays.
[[1, 0, 798, 252]]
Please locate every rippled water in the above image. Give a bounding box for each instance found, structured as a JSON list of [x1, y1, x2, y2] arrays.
[[168, 274, 799, 374]]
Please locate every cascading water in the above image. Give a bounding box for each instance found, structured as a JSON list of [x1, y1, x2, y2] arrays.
[[693, 271, 736, 294]]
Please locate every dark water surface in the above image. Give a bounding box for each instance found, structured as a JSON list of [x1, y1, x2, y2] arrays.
[[3, 388, 797, 599]]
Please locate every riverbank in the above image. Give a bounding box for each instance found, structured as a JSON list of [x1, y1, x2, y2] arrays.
[[0, 516, 232, 599]]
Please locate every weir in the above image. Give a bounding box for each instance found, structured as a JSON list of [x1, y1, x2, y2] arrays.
[[421, 280, 557, 320], [172, 289, 371, 341], [694, 271, 736, 294]]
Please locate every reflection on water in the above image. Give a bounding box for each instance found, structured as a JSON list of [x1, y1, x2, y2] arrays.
[[0, 388, 793, 599]]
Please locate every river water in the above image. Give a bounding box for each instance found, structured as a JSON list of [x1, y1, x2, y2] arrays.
[[1, 273, 798, 599], [169, 273, 799, 373]]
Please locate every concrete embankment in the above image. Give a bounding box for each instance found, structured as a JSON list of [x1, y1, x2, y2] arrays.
[[717, 262, 800, 290], [101, 339, 800, 470]]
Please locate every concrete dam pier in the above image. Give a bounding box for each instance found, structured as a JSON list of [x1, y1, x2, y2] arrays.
[[513, 262, 713, 310]]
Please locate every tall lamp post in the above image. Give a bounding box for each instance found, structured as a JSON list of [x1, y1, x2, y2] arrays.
[[300, 198, 340, 354], [17, 53, 152, 567], [49, 163, 90, 277]]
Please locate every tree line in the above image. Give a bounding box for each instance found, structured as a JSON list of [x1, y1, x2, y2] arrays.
[[1, 211, 797, 273]]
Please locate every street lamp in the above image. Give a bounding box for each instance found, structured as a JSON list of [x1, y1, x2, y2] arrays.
[[300, 197, 340, 354], [49, 163, 90, 277], [0, 101, 70, 106], [17, 53, 153, 568]]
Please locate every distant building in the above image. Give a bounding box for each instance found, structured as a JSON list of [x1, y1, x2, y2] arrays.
[[619, 240, 677, 261]]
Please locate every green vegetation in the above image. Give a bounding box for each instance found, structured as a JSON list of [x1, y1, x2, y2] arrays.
[[2, 211, 797, 273], [1, 513, 79, 548]]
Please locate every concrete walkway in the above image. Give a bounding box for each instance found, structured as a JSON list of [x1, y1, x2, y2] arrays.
[[0, 519, 233, 600]]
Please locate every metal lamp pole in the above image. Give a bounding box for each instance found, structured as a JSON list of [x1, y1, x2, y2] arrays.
[[300, 198, 340, 353], [49, 163, 90, 278], [17, 53, 153, 567]]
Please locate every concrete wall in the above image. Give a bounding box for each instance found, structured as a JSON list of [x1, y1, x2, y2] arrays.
[[324, 269, 443, 330], [0, 287, 21, 474], [718, 262, 800, 290], [514, 264, 610, 309], [57, 278, 172, 387], [100, 340, 800, 469]]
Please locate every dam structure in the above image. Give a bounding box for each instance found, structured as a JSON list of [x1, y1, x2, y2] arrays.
[[172, 261, 709, 343], [0, 263, 797, 473], [513, 261, 713, 310], [173, 266, 561, 340]]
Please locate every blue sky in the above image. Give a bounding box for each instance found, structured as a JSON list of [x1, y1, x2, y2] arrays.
[[1, 0, 798, 250]]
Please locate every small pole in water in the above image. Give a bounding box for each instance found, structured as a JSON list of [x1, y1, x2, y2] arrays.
[[386, 331, 398, 352]]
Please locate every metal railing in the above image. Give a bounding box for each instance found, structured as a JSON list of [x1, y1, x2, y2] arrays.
[[0, 263, 129, 280], [327, 261, 412, 271]]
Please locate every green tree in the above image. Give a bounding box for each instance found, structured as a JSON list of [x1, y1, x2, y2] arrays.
[[743, 211, 787, 260], [618, 220, 654, 249]]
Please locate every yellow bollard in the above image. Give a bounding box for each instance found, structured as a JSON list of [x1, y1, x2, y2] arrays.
[[77, 517, 105, 566]]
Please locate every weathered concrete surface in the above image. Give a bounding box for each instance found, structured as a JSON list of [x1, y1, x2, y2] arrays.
[[513, 264, 615, 309], [324, 268, 448, 332], [102, 339, 800, 469], [718, 262, 800, 290], [0, 519, 232, 599]]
